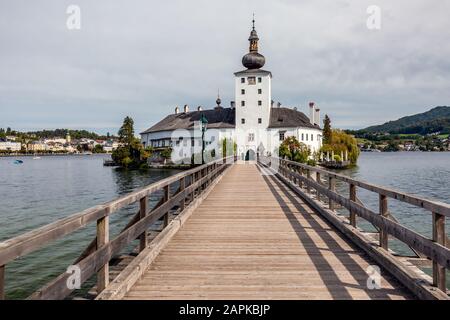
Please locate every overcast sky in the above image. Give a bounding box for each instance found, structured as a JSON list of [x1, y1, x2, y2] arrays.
[[1, 0, 449, 134]]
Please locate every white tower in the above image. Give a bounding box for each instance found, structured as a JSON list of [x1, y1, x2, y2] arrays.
[[234, 18, 272, 160]]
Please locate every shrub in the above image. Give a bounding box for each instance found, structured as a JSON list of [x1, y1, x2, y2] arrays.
[[279, 136, 310, 163], [321, 129, 360, 165]]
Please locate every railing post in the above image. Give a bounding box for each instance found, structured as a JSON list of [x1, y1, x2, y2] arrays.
[[379, 194, 388, 250], [189, 173, 194, 202], [201, 168, 205, 191], [316, 171, 321, 202], [139, 195, 148, 252], [328, 176, 335, 210], [432, 212, 446, 291], [180, 177, 186, 211], [306, 169, 311, 193], [96, 213, 109, 293], [163, 185, 170, 227], [349, 184, 357, 227], [0, 265, 5, 300], [298, 167, 303, 188]]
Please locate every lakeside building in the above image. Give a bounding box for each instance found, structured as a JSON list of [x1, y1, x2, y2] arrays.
[[0, 141, 21, 152], [140, 20, 323, 162]]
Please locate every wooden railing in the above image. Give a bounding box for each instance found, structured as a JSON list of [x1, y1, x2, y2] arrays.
[[258, 156, 449, 297], [0, 156, 235, 300]]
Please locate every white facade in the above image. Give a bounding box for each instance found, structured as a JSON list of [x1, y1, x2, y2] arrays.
[[0, 141, 21, 151], [234, 70, 272, 159], [267, 127, 322, 156]]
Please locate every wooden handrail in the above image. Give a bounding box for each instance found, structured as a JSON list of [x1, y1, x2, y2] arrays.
[[259, 156, 448, 294], [268, 156, 450, 217], [0, 156, 235, 300]]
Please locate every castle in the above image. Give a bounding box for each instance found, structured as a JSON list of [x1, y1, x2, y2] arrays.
[[140, 19, 322, 162]]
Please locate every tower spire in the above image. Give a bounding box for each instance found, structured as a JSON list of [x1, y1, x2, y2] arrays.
[[241, 16, 265, 69], [216, 89, 222, 107]]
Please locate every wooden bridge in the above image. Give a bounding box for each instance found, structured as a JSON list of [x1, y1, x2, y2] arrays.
[[0, 156, 449, 300]]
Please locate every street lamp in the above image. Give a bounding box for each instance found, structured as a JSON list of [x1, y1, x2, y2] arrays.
[[200, 114, 208, 164]]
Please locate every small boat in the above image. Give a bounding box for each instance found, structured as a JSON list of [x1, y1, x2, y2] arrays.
[[13, 160, 24, 164], [33, 156, 41, 160]]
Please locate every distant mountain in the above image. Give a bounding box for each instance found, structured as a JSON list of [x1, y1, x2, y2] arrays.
[[360, 106, 450, 135]]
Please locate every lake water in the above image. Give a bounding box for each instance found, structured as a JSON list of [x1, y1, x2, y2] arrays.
[[0, 152, 449, 298]]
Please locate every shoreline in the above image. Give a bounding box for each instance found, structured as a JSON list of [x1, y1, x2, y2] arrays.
[[0, 153, 111, 157]]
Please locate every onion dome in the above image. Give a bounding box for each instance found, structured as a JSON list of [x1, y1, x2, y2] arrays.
[[242, 17, 265, 69], [215, 91, 223, 110]]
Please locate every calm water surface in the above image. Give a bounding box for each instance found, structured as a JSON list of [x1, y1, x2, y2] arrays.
[[337, 152, 449, 238], [0, 152, 449, 298]]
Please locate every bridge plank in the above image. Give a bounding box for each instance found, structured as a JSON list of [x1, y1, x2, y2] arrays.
[[124, 164, 413, 300]]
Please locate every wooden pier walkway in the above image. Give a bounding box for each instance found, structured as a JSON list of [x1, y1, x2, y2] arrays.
[[0, 156, 448, 300], [124, 164, 411, 300]]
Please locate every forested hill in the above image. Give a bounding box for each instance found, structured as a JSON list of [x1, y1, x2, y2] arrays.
[[360, 106, 450, 135]]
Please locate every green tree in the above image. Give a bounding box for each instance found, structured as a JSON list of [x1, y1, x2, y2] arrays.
[[112, 116, 150, 168], [222, 138, 227, 158], [279, 136, 310, 163], [220, 138, 236, 158], [321, 129, 360, 165], [160, 148, 172, 164], [118, 116, 135, 145], [93, 144, 105, 153], [384, 140, 400, 152], [323, 115, 332, 145]]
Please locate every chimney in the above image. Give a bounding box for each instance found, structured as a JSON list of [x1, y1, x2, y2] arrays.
[[277, 102, 281, 108], [197, 106, 202, 111], [293, 107, 297, 111], [230, 101, 235, 108], [314, 108, 321, 126], [175, 106, 179, 114], [184, 104, 189, 113], [309, 102, 315, 124]]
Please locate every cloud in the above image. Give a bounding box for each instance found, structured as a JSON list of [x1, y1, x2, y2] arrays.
[[0, 0, 449, 133]]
